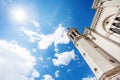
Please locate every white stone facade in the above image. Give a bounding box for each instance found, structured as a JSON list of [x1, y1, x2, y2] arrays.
[[67, 0, 120, 80]]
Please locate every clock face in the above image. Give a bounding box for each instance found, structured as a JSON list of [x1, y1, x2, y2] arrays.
[[103, 14, 120, 38]]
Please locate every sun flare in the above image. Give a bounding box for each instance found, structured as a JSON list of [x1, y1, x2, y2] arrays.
[[11, 7, 27, 23]]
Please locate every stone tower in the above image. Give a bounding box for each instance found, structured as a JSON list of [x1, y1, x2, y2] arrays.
[[67, 0, 120, 80]]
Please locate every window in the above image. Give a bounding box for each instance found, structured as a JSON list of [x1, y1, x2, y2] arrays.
[[72, 32, 77, 37], [83, 53, 86, 56], [75, 30, 80, 35], [94, 68, 97, 72], [109, 59, 115, 63], [70, 34, 74, 40], [112, 23, 120, 28], [76, 44, 78, 46], [110, 28, 120, 34], [115, 17, 120, 21]]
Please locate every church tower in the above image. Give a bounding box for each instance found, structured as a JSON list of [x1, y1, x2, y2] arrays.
[[67, 0, 120, 80]]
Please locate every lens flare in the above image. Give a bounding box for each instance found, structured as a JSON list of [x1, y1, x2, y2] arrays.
[[11, 7, 27, 23]]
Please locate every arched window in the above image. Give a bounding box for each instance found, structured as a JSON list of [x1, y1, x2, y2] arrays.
[[109, 28, 120, 34], [115, 17, 120, 21], [112, 23, 120, 28]]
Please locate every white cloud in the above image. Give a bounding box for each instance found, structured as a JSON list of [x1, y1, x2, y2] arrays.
[[31, 70, 40, 80], [39, 56, 43, 61], [20, 27, 41, 42], [55, 70, 59, 78], [38, 24, 70, 50], [21, 24, 70, 50], [82, 76, 97, 80], [32, 20, 40, 28], [32, 48, 37, 52], [0, 40, 40, 80], [42, 74, 54, 80], [52, 50, 75, 66], [67, 69, 71, 72], [42, 65, 49, 68], [47, 57, 51, 60], [53, 24, 70, 47], [38, 34, 54, 49], [11, 40, 18, 44]]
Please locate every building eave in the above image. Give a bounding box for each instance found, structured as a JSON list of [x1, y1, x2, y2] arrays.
[[90, 8, 103, 30], [92, 0, 100, 9]]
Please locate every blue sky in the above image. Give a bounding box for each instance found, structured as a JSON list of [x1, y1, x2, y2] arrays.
[[0, 0, 97, 80]]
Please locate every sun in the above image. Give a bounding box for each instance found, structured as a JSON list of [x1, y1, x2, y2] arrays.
[[11, 7, 27, 23]]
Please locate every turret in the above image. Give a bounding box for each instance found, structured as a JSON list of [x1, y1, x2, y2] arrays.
[[67, 28, 81, 44], [67, 28, 120, 80]]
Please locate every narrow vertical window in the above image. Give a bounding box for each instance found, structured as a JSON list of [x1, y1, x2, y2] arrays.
[[70, 34, 74, 40], [75, 30, 80, 35], [72, 32, 77, 37]]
